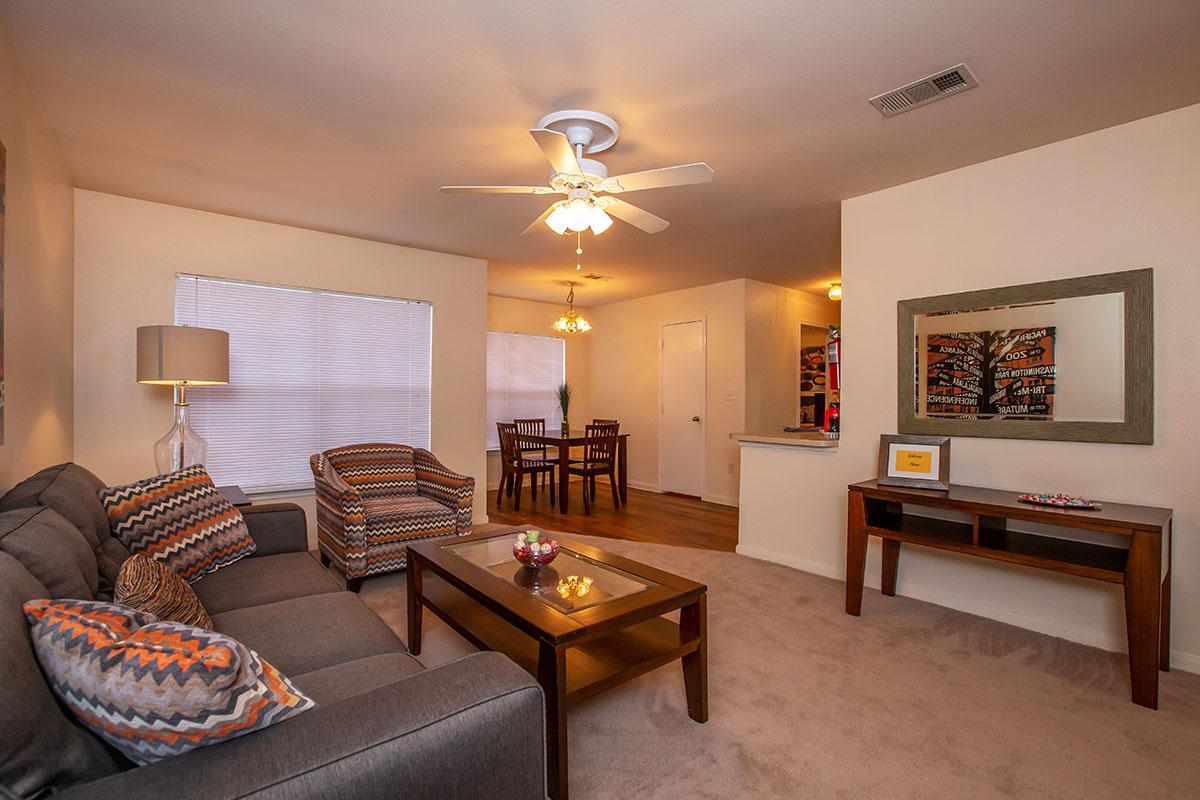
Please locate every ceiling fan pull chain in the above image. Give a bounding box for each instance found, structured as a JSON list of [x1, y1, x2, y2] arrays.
[[576, 232, 583, 270]]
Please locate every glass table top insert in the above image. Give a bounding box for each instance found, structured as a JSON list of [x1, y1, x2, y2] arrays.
[[446, 533, 656, 613]]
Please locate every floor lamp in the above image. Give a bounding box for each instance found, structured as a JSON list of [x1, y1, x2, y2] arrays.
[[136, 325, 230, 474]]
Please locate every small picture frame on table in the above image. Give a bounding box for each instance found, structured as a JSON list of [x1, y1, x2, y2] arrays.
[[877, 434, 951, 491]]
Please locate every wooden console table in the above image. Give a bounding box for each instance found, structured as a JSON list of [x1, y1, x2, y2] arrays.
[[845, 480, 1173, 709]]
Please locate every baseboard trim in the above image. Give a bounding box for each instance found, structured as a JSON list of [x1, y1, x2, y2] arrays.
[[628, 480, 661, 493], [734, 543, 1200, 675], [702, 493, 739, 507]]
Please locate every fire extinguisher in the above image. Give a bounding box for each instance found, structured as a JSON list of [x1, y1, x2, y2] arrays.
[[824, 326, 841, 433]]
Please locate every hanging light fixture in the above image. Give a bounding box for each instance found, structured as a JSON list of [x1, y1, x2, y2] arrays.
[[552, 282, 591, 334], [828, 281, 843, 301]]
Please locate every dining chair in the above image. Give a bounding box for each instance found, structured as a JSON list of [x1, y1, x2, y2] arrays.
[[497, 422, 556, 510], [567, 422, 620, 514], [514, 418, 558, 492], [581, 420, 620, 483]]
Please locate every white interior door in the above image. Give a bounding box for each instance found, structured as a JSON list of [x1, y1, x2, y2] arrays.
[[660, 320, 705, 496]]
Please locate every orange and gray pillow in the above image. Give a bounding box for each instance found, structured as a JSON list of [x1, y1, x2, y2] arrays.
[[115, 554, 212, 628], [23, 598, 314, 765], [99, 465, 255, 583]]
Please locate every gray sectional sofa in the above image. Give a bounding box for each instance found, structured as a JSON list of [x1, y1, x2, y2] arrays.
[[0, 463, 547, 800]]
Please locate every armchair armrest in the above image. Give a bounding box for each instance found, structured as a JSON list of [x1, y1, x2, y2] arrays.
[[413, 448, 475, 533], [310, 454, 368, 577], [241, 503, 308, 557], [61, 652, 546, 800]]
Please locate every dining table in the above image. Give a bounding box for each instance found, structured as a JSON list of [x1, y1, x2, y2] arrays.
[[519, 429, 629, 513]]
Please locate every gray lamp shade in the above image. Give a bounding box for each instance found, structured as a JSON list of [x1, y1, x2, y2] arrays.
[[136, 325, 230, 385]]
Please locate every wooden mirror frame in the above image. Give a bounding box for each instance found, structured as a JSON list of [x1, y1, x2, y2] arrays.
[[898, 268, 1153, 444]]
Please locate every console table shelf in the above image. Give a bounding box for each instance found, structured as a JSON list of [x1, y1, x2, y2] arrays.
[[862, 505, 1129, 582], [847, 480, 1172, 709]]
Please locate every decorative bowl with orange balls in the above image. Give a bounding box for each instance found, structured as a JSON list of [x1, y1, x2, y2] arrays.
[[513, 529, 559, 568]]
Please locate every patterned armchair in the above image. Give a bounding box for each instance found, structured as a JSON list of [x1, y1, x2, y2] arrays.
[[311, 443, 474, 591]]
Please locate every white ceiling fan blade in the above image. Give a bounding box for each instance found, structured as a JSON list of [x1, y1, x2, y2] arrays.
[[521, 203, 560, 236], [439, 185, 558, 194], [530, 128, 583, 177], [605, 199, 669, 233], [603, 162, 714, 193]]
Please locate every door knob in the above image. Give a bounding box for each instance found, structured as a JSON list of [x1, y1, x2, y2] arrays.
[[691, 416, 701, 422]]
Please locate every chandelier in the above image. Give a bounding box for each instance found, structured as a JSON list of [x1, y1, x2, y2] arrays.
[[552, 283, 591, 334]]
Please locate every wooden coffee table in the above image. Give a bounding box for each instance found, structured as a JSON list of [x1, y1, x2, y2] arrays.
[[406, 527, 708, 800]]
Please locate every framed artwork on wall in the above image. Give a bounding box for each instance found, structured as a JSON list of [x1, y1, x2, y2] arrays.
[[877, 434, 951, 490], [1, 140, 6, 445]]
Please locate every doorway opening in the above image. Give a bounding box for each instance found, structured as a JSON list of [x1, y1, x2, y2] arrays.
[[798, 323, 830, 428]]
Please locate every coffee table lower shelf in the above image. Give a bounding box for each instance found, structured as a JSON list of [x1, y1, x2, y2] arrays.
[[420, 576, 699, 706]]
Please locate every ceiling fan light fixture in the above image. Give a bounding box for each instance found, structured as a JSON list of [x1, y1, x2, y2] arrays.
[[564, 197, 592, 232], [545, 203, 570, 235], [588, 206, 613, 235]]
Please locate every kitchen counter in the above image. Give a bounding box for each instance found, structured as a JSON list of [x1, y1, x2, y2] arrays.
[[731, 430, 839, 448]]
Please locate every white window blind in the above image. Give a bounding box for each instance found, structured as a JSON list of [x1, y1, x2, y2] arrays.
[[486, 332, 565, 449], [175, 274, 432, 492]]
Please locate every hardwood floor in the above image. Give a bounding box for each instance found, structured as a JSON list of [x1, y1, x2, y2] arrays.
[[484, 485, 739, 552]]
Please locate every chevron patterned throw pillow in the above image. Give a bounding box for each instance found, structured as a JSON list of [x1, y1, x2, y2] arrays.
[[100, 465, 256, 582], [23, 598, 315, 765]]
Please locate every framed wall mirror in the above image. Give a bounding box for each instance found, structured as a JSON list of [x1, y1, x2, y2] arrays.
[[898, 269, 1152, 444]]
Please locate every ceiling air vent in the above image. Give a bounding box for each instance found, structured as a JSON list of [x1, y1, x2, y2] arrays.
[[869, 63, 978, 117]]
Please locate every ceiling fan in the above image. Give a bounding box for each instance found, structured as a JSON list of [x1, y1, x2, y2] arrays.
[[440, 110, 714, 236]]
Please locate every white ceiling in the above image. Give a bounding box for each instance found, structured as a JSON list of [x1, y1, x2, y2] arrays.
[[3, 1, 1199, 305]]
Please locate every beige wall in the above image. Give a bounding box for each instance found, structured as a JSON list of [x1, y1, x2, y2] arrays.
[[0, 21, 74, 490], [588, 279, 746, 505], [73, 191, 489, 542], [485, 294, 591, 490], [745, 279, 840, 432], [738, 104, 1200, 671]]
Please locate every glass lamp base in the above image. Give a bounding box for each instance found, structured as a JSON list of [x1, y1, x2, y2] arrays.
[[154, 404, 208, 475]]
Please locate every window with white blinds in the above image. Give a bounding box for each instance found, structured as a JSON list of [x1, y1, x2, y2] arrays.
[[175, 274, 432, 492], [486, 332, 565, 449]]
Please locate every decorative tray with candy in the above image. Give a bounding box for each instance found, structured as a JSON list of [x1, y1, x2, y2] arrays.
[[1017, 492, 1100, 510], [513, 529, 560, 568]]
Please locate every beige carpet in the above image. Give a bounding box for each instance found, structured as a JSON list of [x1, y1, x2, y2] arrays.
[[360, 534, 1200, 800]]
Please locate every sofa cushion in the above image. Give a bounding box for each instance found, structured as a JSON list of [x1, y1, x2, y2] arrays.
[[0, 554, 119, 798], [0, 507, 99, 600], [211, 591, 405, 676], [290, 652, 425, 705], [191, 551, 342, 615], [0, 462, 128, 594], [116, 554, 213, 628], [24, 598, 316, 766], [100, 465, 256, 583], [363, 494, 456, 541]]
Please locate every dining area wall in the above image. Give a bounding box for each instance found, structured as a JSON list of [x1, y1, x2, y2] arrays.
[[485, 294, 592, 491]]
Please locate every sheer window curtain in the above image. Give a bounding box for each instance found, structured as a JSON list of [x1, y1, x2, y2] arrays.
[[175, 274, 432, 492], [486, 332, 565, 449]]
